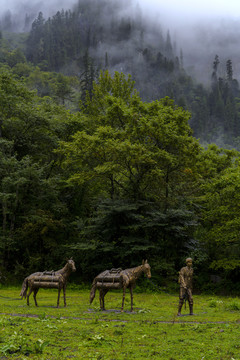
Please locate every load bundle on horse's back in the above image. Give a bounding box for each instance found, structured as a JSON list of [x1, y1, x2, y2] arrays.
[[90, 260, 151, 312], [29, 273, 62, 288], [95, 268, 123, 289], [20, 259, 76, 307]]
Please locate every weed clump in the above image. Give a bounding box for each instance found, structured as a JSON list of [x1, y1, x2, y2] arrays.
[[225, 300, 240, 311]]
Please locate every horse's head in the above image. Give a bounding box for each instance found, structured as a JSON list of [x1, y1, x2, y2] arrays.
[[142, 260, 151, 278], [67, 258, 76, 272]]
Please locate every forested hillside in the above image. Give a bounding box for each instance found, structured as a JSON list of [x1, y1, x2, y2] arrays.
[[1, 0, 240, 291]]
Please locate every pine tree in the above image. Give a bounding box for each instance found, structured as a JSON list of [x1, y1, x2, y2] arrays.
[[211, 54, 220, 85], [165, 30, 173, 58], [180, 48, 184, 69], [226, 59, 233, 82], [80, 50, 98, 105], [104, 52, 109, 70], [2, 10, 13, 31], [26, 12, 45, 64]]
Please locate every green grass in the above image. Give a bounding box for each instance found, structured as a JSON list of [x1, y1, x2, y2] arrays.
[[1, 286, 240, 359]]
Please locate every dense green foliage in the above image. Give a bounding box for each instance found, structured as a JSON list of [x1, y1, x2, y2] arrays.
[[0, 0, 240, 291], [0, 66, 239, 290]]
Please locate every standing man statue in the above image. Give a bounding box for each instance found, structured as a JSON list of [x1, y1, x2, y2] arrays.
[[177, 257, 194, 316]]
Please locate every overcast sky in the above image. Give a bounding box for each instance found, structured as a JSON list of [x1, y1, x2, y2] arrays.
[[1, 0, 240, 24], [1, 0, 240, 19], [140, 0, 240, 19]]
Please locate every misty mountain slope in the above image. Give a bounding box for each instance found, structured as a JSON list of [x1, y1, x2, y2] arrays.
[[24, 0, 185, 100], [177, 18, 240, 85], [1, 0, 240, 148], [25, 0, 174, 70]]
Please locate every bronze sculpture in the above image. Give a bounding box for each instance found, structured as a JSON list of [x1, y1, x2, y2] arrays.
[[177, 257, 193, 316], [90, 260, 151, 312], [20, 259, 76, 307]]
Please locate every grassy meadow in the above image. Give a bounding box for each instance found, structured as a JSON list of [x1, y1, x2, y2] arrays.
[[0, 286, 240, 359]]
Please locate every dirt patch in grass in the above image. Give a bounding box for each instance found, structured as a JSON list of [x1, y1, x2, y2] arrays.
[[0, 311, 238, 324]]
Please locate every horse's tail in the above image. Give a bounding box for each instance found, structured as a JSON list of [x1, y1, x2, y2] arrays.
[[90, 278, 97, 304], [20, 277, 28, 299]]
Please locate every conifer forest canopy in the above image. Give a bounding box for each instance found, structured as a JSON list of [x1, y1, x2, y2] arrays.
[[1, 0, 240, 292]]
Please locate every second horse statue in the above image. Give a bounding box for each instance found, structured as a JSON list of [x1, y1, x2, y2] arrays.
[[90, 260, 151, 312]]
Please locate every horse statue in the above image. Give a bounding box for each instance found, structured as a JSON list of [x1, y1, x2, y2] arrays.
[[90, 260, 151, 312], [20, 259, 76, 307]]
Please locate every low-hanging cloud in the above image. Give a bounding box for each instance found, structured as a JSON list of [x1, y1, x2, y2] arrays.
[[1, 0, 240, 84]]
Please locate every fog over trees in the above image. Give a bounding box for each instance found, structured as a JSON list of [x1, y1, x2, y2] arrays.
[[0, 0, 77, 32], [2, 0, 240, 84]]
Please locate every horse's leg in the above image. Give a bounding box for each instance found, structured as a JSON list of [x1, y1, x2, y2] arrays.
[[102, 289, 108, 310], [99, 289, 103, 310], [33, 288, 39, 307], [129, 285, 133, 312], [57, 288, 61, 308], [27, 287, 33, 306], [121, 286, 126, 312], [63, 285, 67, 307]]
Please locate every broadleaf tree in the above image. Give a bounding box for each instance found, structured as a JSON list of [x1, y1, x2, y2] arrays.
[[58, 71, 202, 277]]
